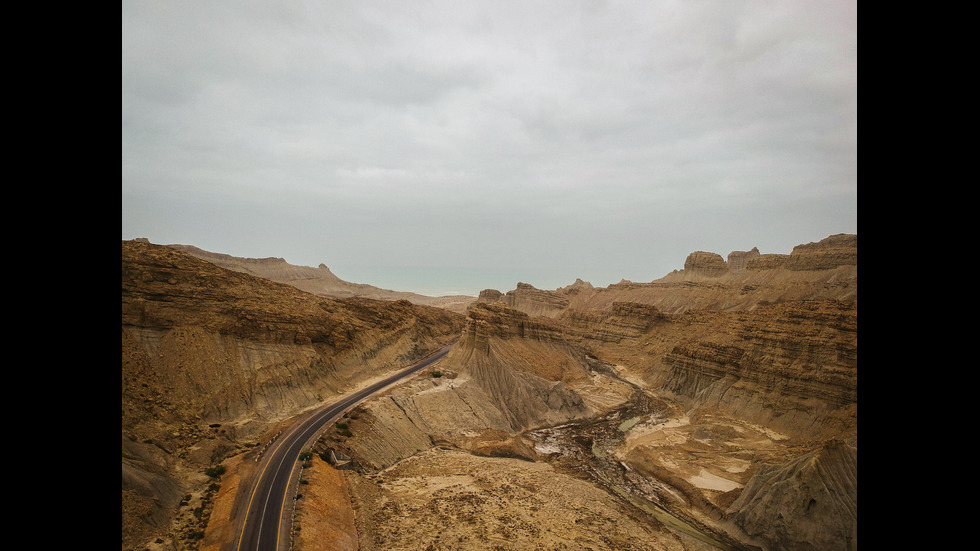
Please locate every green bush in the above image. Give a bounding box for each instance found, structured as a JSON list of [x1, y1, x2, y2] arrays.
[[431, 371, 442, 378]]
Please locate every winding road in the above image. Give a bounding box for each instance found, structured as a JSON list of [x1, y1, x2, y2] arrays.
[[232, 342, 454, 551]]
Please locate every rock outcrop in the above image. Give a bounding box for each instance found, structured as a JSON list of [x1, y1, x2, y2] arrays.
[[477, 288, 503, 302], [784, 233, 858, 271], [727, 247, 760, 271], [683, 251, 730, 278], [501, 282, 571, 318], [491, 234, 858, 316]]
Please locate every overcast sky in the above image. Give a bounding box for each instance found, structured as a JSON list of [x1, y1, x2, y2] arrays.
[[122, 1, 857, 297]]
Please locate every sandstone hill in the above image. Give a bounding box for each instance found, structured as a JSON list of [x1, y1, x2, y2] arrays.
[[480, 234, 857, 317], [121, 240, 464, 550], [162, 242, 476, 313]]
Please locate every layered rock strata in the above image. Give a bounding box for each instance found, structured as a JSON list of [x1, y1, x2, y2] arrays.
[[501, 281, 571, 317], [726, 439, 857, 551], [654, 300, 857, 438], [727, 247, 760, 271], [317, 302, 594, 472], [485, 234, 857, 316], [121, 240, 464, 550]]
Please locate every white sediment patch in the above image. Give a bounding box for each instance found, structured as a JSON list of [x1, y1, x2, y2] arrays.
[[612, 364, 648, 388], [689, 469, 741, 492], [619, 415, 691, 449], [533, 437, 564, 456]]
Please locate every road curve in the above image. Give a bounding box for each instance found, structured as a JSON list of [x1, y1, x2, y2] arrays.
[[233, 342, 455, 551]]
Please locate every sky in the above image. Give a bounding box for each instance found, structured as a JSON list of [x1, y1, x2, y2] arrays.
[[122, 1, 857, 297]]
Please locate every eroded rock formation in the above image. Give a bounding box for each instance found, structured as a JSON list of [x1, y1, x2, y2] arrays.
[[121, 240, 464, 550], [316, 302, 594, 472], [726, 439, 857, 551], [683, 251, 731, 278], [123, 233, 858, 551], [487, 234, 858, 316], [501, 281, 571, 317], [728, 247, 760, 271]]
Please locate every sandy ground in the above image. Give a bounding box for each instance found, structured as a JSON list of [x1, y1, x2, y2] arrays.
[[341, 446, 717, 551], [212, 392, 814, 551], [294, 456, 359, 551], [211, 356, 820, 551], [286, 357, 815, 551]]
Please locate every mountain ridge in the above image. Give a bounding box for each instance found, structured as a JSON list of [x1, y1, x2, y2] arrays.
[[478, 233, 857, 317], [159, 241, 477, 313]]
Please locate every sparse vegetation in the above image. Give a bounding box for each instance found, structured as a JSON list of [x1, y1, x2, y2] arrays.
[[335, 421, 353, 437], [204, 464, 226, 478], [431, 370, 442, 378]]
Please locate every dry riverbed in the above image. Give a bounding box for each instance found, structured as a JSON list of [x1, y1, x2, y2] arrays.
[[291, 358, 810, 551]]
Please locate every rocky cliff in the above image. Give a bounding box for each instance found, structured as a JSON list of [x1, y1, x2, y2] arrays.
[[501, 281, 571, 317], [121, 240, 464, 550], [653, 299, 857, 438]]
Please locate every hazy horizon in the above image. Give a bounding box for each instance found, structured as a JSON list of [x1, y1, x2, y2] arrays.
[[123, 2, 857, 297]]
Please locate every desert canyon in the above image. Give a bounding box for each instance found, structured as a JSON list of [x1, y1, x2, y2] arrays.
[[122, 234, 857, 551]]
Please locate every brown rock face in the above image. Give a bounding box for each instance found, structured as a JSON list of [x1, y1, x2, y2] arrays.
[[490, 234, 858, 316], [562, 301, 665, 346], [502, 282, 570, 317], [746, 253, 789, 270], [726, 439, 857, 551], [727, 247, 760, 271], [477, 288, 503, 302], [683, 251, 730, 278], [656, 300, 857, 438], [785, 233, 858, 271]]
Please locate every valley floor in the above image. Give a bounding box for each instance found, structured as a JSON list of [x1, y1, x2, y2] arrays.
[[290, 358, 822, 551]]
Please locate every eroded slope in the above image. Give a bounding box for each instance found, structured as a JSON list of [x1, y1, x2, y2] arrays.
[[121, 240, 464, 550], [298, 234, 858, 551]]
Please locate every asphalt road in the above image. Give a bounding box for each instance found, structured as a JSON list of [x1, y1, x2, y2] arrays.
[[233, 342, 455, 551]]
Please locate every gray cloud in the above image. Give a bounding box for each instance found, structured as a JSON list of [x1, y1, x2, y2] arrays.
[[122, 1, 857, 296]]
